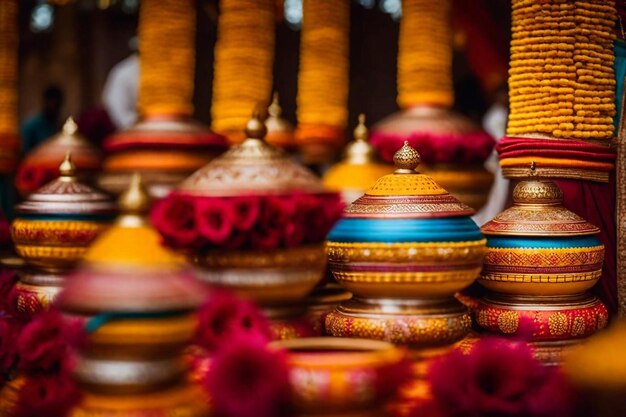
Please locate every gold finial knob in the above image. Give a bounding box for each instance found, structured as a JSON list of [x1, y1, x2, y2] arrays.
[[393, 141, 421, 173], [268, 92, 281, 118], [354, 114, 368, 142], [118, 173, 151, 215], [59, 152, 75, 177], [245, 107, 268, 140], [62, 117, 78, 135]]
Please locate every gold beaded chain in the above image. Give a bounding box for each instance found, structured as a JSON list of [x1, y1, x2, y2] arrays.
[[397, 0, 454, 109], [137, 0, 196, 118], [507, 0, 616, 140], [211, 0, 275, 143]]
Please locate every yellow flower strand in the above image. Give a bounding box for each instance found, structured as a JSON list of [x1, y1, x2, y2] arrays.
[[296, 0, 350, 146], [0, 0, 18, 136], [211, 0, 274, 143], [138, 0, 196, 117], [506, 0, 616, 140], [397, 0, 453, 108]]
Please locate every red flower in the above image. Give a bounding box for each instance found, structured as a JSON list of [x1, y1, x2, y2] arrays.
[[231, 196, 260, 231], [204, 333, 291, 417], [222, 229, 249, 250], [151, 195, 200, 249], [0, 317, 19, 374], [195, 199, 233, 245], [0, 270, 17, 312], [17, 309, 68, 373], [195, 290, 271, 353], [426, 338, 573, 417], [375, 353, 413, 402], [15, 373, 80, 417], [15, 165, 57, 196]]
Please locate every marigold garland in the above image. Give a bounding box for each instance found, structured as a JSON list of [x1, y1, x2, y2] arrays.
[[296, 0, 349, 149], [398, 0, 454, 109], [137, 0, 196, 117], [211, 0, 275, 143], [506, 0, 616, 141], [0, 0, 19, 172]]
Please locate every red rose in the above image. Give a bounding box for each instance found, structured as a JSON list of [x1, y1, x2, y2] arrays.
[[195, 198, 233, 245], [230, 196, 261, 231], [0, 270, 17, 312], [204, 333, 291, 417], [15, 373, 80, 417], [195, 290, 271, 353], [222, 229, 248, 250], [17, 309, 68, 373], [0, 317, 19, 374], [250, 224, 282, 250], [151, 194, 200, 249]]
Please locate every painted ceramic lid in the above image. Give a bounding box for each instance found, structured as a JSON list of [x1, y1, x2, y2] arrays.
[[178, 113, 324, 196], [343, 141, 474, 219], [481, 178, 600, 237], [15, 154, 115, 216], [58, 175, 207, 314]]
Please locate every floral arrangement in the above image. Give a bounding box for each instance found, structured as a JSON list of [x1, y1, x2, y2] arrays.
[[296, 0, 349, 152], [371, 130, 495, 165], [15, 164, 58, 197], [507, 0, 616, 141], [413, 337, 573, 417], [138, 0, 195, 117], [398, 0, 454, 109], [211, 0, 275, 143], [0, 307, 82, 417], [151, 192, 344, 252]]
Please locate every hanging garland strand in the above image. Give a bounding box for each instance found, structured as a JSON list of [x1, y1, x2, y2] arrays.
[[296, 0, 349, 159], [211, 0, 275, 143], [507, 0, 616, 141], [138, 0, 196, 118], [0, 0, 18, 172], [398, 0, 454, 109]]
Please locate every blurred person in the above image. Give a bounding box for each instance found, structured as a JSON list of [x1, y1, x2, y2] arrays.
[[20, 85, 64, 155], [102, 37, 139, 130]]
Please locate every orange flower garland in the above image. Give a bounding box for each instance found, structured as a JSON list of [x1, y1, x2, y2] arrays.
[[398, 0, 454, 109], [507, 0, 616, 141], [211, 0, 275, 143], [0, 0, 19, 173], [296, 0, 349, 155], [137, 0, 196, 118]]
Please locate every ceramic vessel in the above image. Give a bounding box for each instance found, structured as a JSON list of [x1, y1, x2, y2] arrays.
[[58, 176, 209, 415], [475, 171, 608, 357], [156, 114, 342, 338], [12, 154, 115, 271], [323, 115, 394, 204], [326, 142, 486, 347], [98, 115, 227, 197], [371, 106, 495, 211], [16, 118, 102, 196], [272, 337, 405, 415]]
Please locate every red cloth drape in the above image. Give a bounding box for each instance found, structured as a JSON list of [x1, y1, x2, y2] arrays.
[[555, 176, 618, 315]]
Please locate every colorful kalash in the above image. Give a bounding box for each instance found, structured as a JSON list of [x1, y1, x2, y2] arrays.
[[152, 112, 343, 340], [473, 165, 608, 365], [58, 175, 210, 417], [10, 153, 115, 316], [325, 141, 487, 413]]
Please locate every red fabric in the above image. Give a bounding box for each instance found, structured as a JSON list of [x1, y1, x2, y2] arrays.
[[498, 137, 616, 165], [555, 176, 617, 315]]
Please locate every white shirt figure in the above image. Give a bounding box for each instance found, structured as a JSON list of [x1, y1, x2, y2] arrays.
[[102, 53, 139, 130], [473, 102, 509, 226]]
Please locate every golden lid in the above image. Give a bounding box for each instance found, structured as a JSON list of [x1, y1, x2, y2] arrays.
[[29, 117, 101, 160], [178, 111, 324, 196], [15, 153, 115, 216], [343, 114, 379, 165], [344, 142, 474, 218], [265, 92, 294, 136], [482, 165, 600, 236]]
